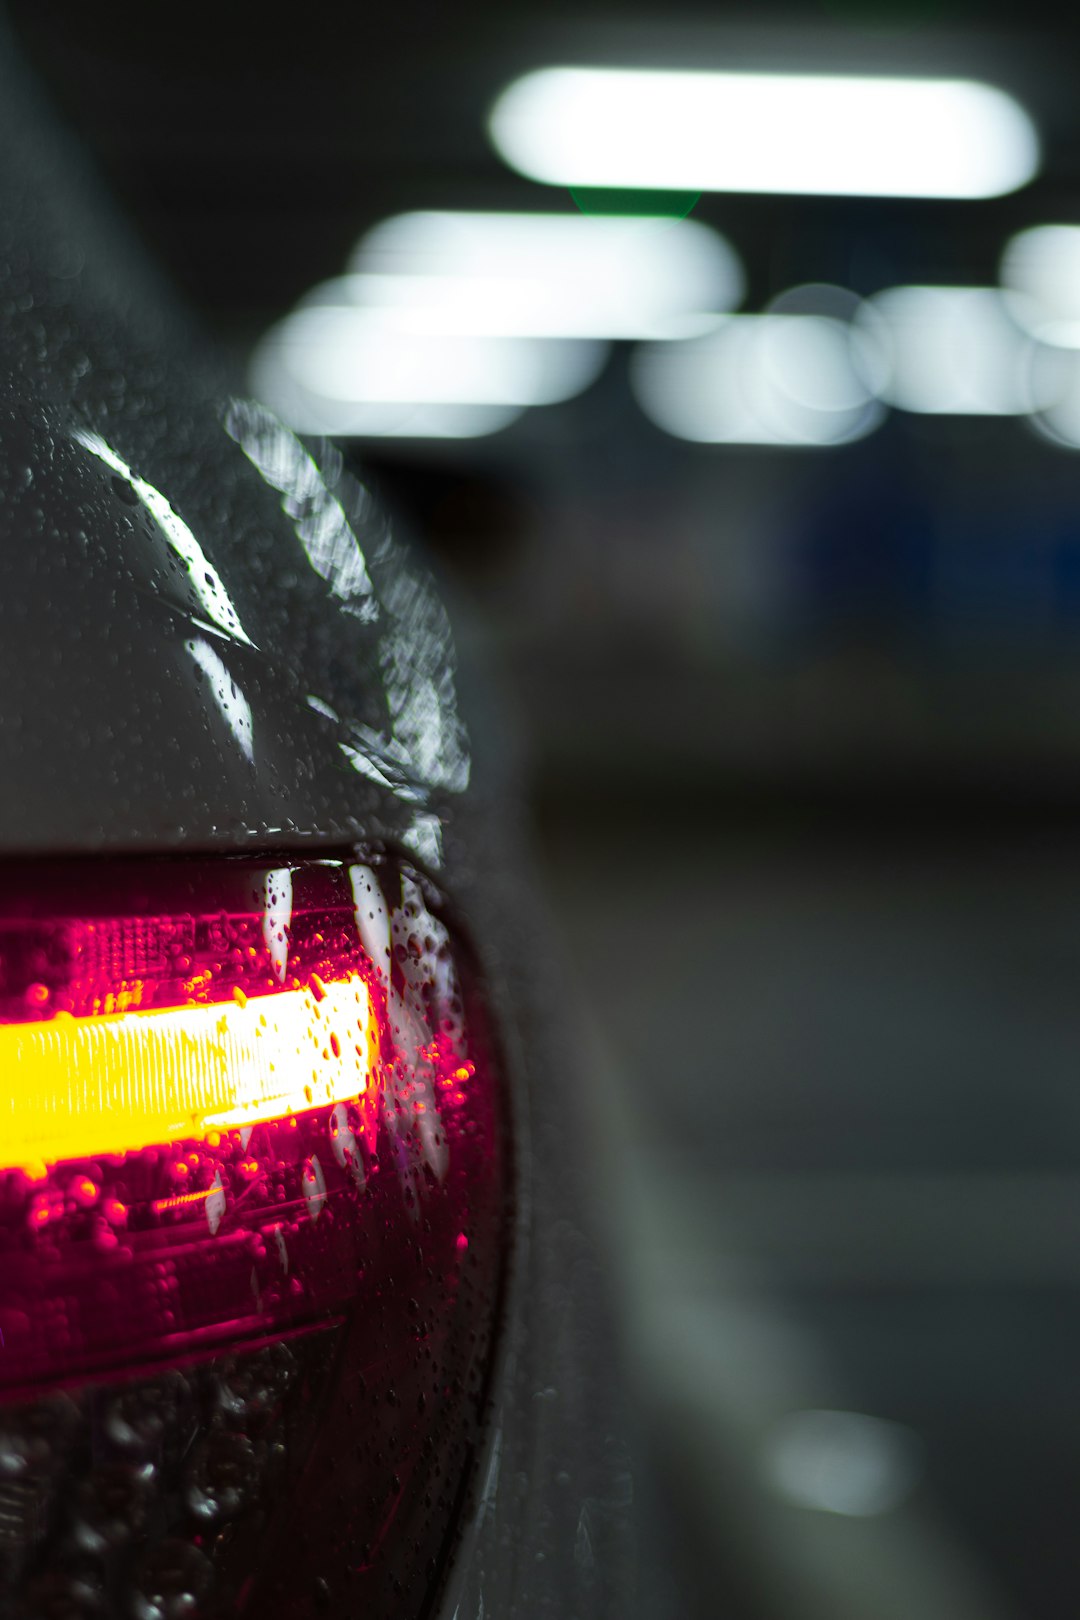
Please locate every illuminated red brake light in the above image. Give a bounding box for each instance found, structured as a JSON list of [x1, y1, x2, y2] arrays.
[[0, 855, 509, 1618]]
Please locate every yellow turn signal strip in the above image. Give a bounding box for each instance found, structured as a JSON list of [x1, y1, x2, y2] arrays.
[[0, 975, 377, 1173]]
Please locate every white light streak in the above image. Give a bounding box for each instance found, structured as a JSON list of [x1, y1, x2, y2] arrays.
[[75, 430, 254, 647], [340, 210, 743, 338], [1027, 350, 1080, 447], [855, 286, 1051, 415], [262, 867, 293, 985], [253, 308, 606, 409], [224, 399, 376, 612], [762, 1409, 922, 1517], [632, 314, 882, 445], [490, 67, 1039, 200], [349, 864, 391, 986], [1001, 225, 1080, 347], [402, 810, 444, 868], [184, 637, 254, 764], [246, 390, 524, 440]]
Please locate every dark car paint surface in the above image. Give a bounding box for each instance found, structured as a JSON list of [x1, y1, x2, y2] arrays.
[[0, 25, 639, 1619]]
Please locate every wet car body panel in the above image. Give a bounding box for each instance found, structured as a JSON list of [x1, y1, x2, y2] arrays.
[[0, 22, 639, 1620]]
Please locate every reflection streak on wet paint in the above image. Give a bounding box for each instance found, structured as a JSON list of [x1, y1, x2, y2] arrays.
[[221, 400, 472, 862], [339, 734, 428, 804], [377, 573, 471, 798], [401, 810, 444, 868], [73, 429, 255, 647], [349, 864, 391, 987], [306, 694, 339, 721], [223, 398, 377, 615], [184, 637, 254, 763], [262, 867, 293, 984]]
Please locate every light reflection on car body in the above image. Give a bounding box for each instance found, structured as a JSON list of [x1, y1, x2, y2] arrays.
[[0, 20, 638, 1620]]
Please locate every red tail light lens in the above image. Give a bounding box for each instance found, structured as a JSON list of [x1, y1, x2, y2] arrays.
[[0, 855, 509, 1618]]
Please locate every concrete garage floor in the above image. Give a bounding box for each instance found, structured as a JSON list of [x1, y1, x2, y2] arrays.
[[532, 804, 1080, 1620]]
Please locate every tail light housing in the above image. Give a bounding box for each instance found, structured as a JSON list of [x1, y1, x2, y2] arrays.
[[0, 854, 509, 1618]]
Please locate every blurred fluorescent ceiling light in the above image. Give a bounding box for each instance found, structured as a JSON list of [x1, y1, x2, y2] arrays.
[[762, 1410, 922, 1518], [1001, 226, 1080, 346], [249, 390, 522, 441], [249, 337, 527, 439], [855, 286, 1052, 414], [1025, 350, 1080, 447], [631, 313, 882, 445], [334, 211, 742, 339], [250, 306, 606, 440], [490, 68, 1038, 199]]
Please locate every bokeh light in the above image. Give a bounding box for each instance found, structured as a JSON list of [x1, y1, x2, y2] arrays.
[[490, 67, 1039, 199], [631, 312, 882, 445]]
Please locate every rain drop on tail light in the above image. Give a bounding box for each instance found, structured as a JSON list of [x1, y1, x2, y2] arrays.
[[0, 855, 509, 1620]]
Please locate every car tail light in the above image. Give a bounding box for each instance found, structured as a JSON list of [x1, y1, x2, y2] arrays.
[[0, 855, 509, 1618]]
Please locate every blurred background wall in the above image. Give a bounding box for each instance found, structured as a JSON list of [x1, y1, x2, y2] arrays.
[[12, 4, 1080, 1614]]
